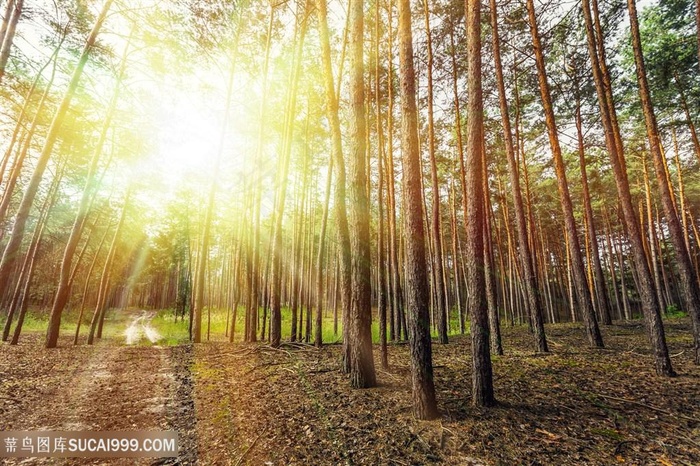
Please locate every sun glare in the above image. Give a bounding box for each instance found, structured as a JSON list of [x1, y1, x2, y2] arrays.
[[135, 68, 252, 202]]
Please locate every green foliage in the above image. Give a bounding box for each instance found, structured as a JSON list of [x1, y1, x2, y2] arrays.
[[665, 304, 687, 318]]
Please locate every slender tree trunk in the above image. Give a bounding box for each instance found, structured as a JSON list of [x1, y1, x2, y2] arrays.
[[465, 0, 495, 407], [581, 0, 675, 373], [397, 0, 438, 418], [193, 48, 237, 343], [270, 3, 308, 347], [641, 157, 668, 315], [346, 0, 376, 388], [421, 0, 447, 344], [671, 126, 692, 261], [74, 221, 111, 345], [448, 28, 466, 335], [484, 161, 503, 356], [386, 0, 403, 343], [573, 79, 613, 325], [490, 0, 547, 352], [375, 0, 388, 368], [449, 179, 464, 334], [86, 189, 131, 345], [0, 29, 65, 198], [673, 73, 700, 163], [315, 0, 352, 367], [3, 163, 61, 341], [0, 37, 63, 226], [0, 0, 22, 81], [0, 0, 14, 48], [526, 0, 603, 348], [315, 158, 333, 347]]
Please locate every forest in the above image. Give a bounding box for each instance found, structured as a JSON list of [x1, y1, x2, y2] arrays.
[[1, 0, 700, 464]]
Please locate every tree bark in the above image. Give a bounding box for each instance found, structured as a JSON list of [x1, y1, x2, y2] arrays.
[[465, 0, 495, 407], [490, 0, 547, 352], [421, 0, 447, 344], [375, 0, 388, 368], [526, 0, 603, 348], [573, 78, 613, 325], [0, 0, 22, 81], [397, 0, 438, 418], [347, 0, 376, 389], [315, 0, 352, 370]]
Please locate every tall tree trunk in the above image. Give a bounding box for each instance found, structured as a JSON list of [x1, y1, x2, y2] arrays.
[[449, 28, 466, 334], [641, 157, 668, 315], [386, 0, 403, 343], [573, 78, 613, 325], [315, 157, 333, 347], [3, 162, 62, 341], [673, 73, 700, 163], [375, 0, 388, 368], [74, 221, 112, 345], [270, 2, 308, 347], [422, 0, 447, 344], [315, 0, 352, 367], [449, 179, 465, 334], [465, 0, 495, 407], [86, 189, 131, 346], [627, 0, 700, 365], [0, 29, 65, 196], [526, 0, 603, 348], [670, 126, 693, 262], [0, 0, 22, 81], [347, 0, 376, 389], [0, 36, 63, 225], [484, 156, 503, 356], [193, 41, 238, 343], [397, 0, 438, 419], [0, 0, 14, 48], [490, 0, 547, 352], [582, 0, 675, 373]]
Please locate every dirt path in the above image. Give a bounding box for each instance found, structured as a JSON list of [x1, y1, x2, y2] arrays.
[[124, 310, 161, 345], [0, 310, 197, 465]]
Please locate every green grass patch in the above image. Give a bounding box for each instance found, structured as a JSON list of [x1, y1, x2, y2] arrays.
[[2, 304, 469, 347], [591, 428, 625, 441], [0, 306, 119, 341], [149, 305, 468, 346]]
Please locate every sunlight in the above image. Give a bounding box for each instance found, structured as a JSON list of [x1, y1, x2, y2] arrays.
[[147, 82, 230, 183]]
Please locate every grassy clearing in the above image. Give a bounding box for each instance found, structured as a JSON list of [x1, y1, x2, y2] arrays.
[[0, 306, 126, 342], [1, 304, 468, 346], [149, 305, 468, 346]]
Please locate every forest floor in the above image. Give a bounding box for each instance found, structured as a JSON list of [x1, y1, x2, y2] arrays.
[[1, 312, 699, 465]]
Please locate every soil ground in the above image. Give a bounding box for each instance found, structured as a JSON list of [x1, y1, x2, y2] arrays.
[[1, 312, 699, 465]]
